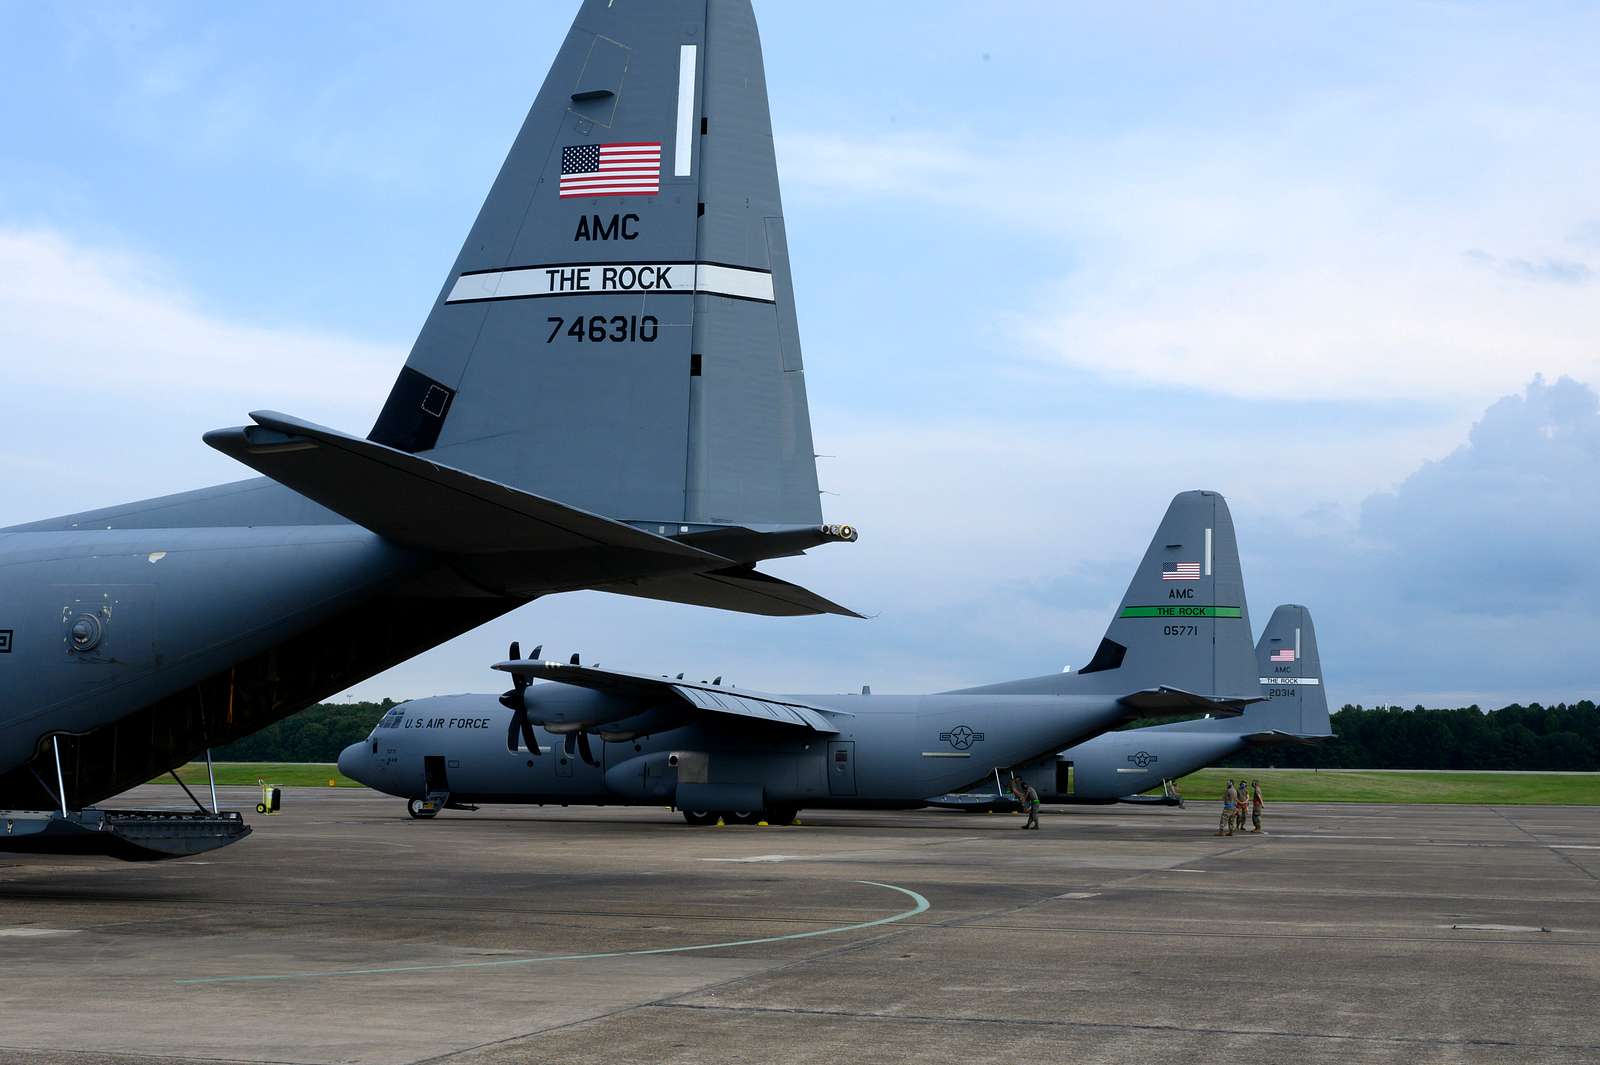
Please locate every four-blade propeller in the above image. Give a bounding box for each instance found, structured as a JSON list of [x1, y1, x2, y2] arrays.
[[500, 642, 602, 767], [500, 641, 542, 757]]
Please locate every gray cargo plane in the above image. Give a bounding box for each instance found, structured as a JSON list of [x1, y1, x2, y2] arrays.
[[0, 0, 857, 859], [338, 491, 1262, 824], [929, 604, 1331, 810]]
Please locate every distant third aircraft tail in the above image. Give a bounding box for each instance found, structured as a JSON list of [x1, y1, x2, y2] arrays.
[[1245, 604, 1332, 740]]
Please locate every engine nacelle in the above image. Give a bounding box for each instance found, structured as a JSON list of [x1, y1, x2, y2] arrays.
[[524, 685, 644, 731]]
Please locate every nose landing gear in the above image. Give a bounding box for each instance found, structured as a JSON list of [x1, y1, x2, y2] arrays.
[[407, 797, 442, 819]]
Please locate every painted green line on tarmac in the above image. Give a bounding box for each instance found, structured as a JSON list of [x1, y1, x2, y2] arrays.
[[177, 880, 930, 985]]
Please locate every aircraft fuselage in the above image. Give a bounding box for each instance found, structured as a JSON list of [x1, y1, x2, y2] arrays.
[[339, 691, 1133, 811]]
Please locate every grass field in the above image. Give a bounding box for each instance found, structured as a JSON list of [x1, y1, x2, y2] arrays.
[[1159, 767, 1600, 805], [150, 762, 1600, 805], [157, 762, 359, 789]]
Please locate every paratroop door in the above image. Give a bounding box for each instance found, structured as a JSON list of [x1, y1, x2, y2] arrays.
[[826, 741, 856, 797]]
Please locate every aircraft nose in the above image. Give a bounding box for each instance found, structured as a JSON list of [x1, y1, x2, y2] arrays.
[[337, 741, 369, 785]]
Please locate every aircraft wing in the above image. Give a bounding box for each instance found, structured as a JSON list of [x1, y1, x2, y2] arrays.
[[1117, 687, 1260, 718], [494, 659, 848, 734]]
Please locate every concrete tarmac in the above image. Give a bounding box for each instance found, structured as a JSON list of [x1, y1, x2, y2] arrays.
[[2, 786, 1597, 1064]]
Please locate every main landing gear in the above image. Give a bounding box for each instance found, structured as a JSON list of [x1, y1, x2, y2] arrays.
[[681, 806, 800, 827]]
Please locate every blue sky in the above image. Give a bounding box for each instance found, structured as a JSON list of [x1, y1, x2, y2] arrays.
[[2, 2, 1598, 708]]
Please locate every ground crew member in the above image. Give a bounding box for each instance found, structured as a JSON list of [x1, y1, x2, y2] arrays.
[[1237, 781, 1251, 832], [1218, 780, 1236, 836], [1009, 775, 1040, 830], [1251, 780, 1265, 833]]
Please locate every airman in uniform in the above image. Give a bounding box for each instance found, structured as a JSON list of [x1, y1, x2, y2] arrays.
[[1018, 779, 1041, 830], [1008, 775, 1040, 829], [1250, 780, 1265, 833], [1217, 780, 1236, 836]]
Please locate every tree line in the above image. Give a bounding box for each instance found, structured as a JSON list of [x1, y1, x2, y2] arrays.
[[1227, 702, 1600, 771], [220, 699, 1600, 772], [215, 700, 396, 763]]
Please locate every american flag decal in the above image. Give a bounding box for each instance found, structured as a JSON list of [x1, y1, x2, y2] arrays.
[[1270, 648, 1296, 663], [1161, 561, 1201, 581], [559, 142, 661, 198]]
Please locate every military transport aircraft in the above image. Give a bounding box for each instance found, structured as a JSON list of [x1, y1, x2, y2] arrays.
[[0, 0, 857, 859], [337, 491, 1262, 825], [928, 604, 1332, 810]]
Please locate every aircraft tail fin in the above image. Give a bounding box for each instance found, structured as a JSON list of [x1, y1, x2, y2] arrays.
[[1246, 604, 1332, 739], [367, 0, 823, 530], [951, 491, 1257, 700], [1073, 490, 1258, 699]]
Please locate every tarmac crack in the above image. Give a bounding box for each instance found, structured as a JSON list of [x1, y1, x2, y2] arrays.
[[1492, 805, 1600, 883], [652, 1002, 1600, 1052]]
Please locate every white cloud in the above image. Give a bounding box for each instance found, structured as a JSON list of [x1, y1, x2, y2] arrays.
[[778, 89, 1600, 404], [0, 227, 396, 410], [0, 227, 398, 521]]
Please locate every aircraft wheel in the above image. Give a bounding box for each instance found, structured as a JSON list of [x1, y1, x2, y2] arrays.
[[765, 806, 799, 826], [728, 810, 760, 825], [407, 799, 438, 820], [681, 810, 716, 826], [255, 802, 267, 814]]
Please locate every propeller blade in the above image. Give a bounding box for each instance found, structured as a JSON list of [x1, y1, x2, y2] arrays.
[[501, 641, 532, 701], [576, 730, 598, 767], [570, 652, 580, 666], [564, 732, 577, 757], [517, 708, 541, 757], [531, 644, 542, 659]]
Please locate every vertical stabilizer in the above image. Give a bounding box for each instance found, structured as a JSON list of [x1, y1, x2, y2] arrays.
[[1251, 605, 1332, 737], [952, 491, 1257, 699], [369, 0, 821, 527], [1076, 490, 1257, 698]]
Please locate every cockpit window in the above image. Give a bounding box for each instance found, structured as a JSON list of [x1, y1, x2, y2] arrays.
[[368, 707, 406, 741]]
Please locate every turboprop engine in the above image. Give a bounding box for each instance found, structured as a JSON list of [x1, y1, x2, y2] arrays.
[[498, 643, 685, 764]]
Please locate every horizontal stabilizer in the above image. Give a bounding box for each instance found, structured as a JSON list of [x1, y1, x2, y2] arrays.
[[1241, 729, 1333, 747], [204, 411, 725, 563], [1118, 686, 1258, 718], [596, 565, 863, 618], [494, 659, 845, 733]]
